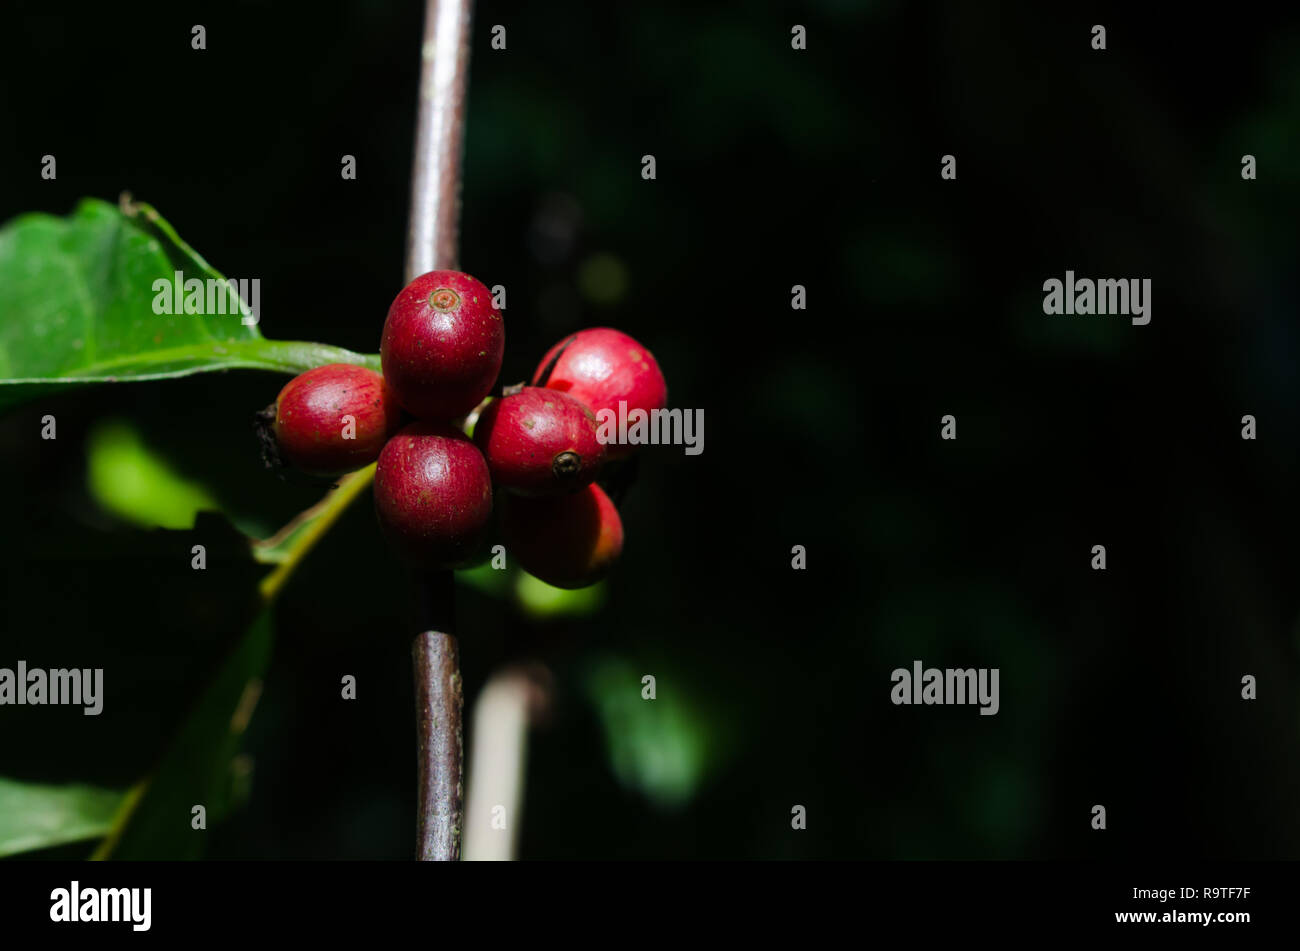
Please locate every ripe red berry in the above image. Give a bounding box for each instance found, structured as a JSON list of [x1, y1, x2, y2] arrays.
[[473, 387, 606, 496], [373, 421, 494, 568], [271, 363, 401, 477], [381, 270, 505, 419], [532, 327, 666, 459], [502, 482, 624, 589]]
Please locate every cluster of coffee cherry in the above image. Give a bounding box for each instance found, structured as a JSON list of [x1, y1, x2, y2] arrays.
[[264, 270, 666, 589]]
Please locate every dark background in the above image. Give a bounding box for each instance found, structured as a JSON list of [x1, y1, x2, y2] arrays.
[[2, 0, 1299, 859]]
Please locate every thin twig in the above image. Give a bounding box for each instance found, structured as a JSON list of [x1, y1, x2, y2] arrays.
[[407, 0, 475, 862], [257, 466, 376, 602]]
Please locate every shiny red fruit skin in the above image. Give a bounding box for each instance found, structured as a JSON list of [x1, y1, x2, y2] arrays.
[[273, 363, 401, 477], [373, 421, 494, 568], [381, 270, 505, 419], [532, 327, 666, 459], [473, 387, 606, 496], [502, 482, 623, 589]]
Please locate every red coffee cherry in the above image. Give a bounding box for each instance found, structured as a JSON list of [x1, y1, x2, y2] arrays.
[[381, 270, 505, 419], [502, 482, 623, 589], [272, 363, 401, 477], [532, 327, 666, 459], [473, 387, 605, 496], [373, 421, 494, 568]]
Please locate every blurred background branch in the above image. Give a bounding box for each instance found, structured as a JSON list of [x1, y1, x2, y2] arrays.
[[463, 663, 552, 861]]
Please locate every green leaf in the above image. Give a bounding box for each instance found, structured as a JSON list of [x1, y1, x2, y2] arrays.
[[0, 198, 379, 411], [0, 777, 125, 858], [87, 419, 219, 530], [101, 608, 275, 860]]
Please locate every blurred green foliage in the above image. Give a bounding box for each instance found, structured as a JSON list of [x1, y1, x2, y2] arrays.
[[87, 420, 218, 531], [0, 778, 123, 858], [582, 658, 715, 810], [515, 573, 605, 618]]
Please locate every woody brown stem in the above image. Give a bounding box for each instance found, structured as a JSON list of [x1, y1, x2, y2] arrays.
[[406, 0, 474, 863]]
